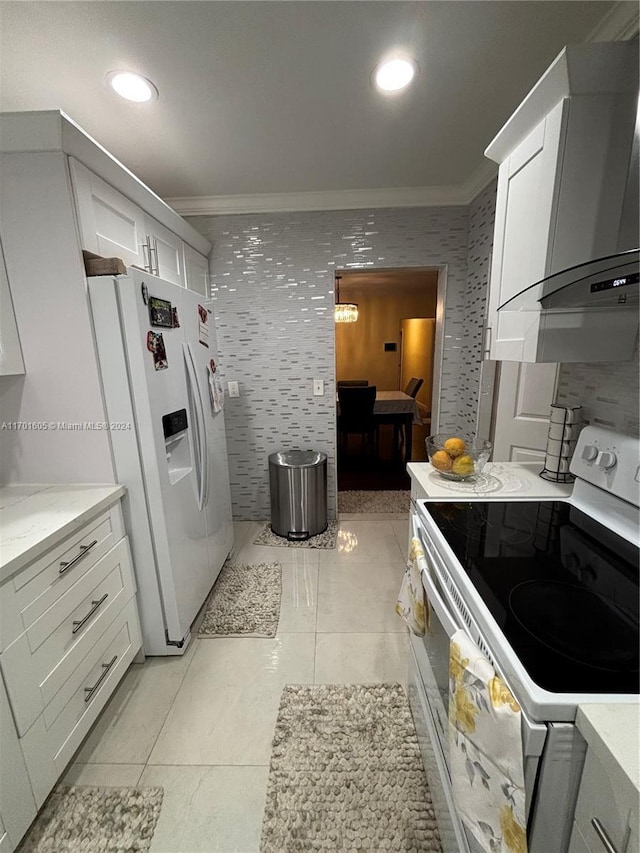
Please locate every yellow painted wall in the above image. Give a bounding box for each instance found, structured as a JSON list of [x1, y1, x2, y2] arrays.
[[335, 280, 437, 393]]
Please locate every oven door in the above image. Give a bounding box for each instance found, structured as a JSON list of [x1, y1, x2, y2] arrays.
[[409, 509, 547, 853]]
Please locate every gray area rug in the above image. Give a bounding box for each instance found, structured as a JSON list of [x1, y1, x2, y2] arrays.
[[199, 562, 282, 637], [338, 490, 411, 514], [260, 684, 442, 852], [18, 785, 163, 852], [253, 520, 338, 549]]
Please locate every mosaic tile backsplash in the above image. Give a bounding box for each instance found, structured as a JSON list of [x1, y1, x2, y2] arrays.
[[555, 354, 640, 437], [459, 180, 497, 433], [190, 206, 470, 520]]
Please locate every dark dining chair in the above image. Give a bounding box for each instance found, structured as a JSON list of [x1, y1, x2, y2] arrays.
[[337, 385, 378, 456], [337, 379, 369, 388], [404, 377, 424, 399]]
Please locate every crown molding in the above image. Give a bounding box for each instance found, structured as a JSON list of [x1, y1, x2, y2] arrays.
[[459, 160, 498, 203], [587, 1, 639, 41], [167, 161, 499, 217], [167, 184, 473, 216]]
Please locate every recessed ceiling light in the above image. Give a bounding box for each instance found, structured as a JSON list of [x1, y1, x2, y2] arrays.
[[374, 58, 417, 93], [106, 71, 158, 103]]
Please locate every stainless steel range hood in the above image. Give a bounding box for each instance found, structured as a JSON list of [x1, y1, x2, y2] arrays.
[[500, 249, 639, 311], [498, 249, 640, 363], [498, 249, 639, 362]]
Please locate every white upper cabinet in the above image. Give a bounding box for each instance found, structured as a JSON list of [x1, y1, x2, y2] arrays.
[[484, 42, 638, 362], [183, 242, 209, 296], [143, 214, 185, 287], [70, 157, 193, 289], [0, 242, 25, 376], [70, 158, 148, 269]]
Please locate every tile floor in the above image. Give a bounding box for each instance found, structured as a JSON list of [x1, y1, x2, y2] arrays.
[[64, 513, 410, 852]]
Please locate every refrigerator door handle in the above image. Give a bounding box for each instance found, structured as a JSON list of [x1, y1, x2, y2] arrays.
[[183, 343, 208, 511], [183, 343, 204, 511]]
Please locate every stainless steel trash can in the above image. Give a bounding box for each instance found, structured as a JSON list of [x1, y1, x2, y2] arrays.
[[269, 450, 328, 540]]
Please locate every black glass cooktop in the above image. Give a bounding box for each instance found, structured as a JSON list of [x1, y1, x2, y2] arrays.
[[424, 500, 639, 694]]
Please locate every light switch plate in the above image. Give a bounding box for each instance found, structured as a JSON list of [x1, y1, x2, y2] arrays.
[[228, 381, 240, 398], [313, 379, 324, 396]]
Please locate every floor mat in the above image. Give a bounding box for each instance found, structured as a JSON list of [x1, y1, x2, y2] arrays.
[[18, 786, 163, 853], [253, 520, 338, 549], [338, 489, 411, 514], [199, 562, 282, 637], [260, 684, 442, 852]]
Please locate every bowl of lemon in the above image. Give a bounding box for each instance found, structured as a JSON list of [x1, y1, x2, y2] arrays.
[[425, 434, 492, 481]]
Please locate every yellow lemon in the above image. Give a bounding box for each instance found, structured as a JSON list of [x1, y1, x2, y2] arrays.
[[431, 450, 453, 471], [444, 437, 466, 457], [452, 454, 475, 476]]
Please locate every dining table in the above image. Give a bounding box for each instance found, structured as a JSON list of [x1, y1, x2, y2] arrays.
[[336, 389, 421, 462], [373, 391, 422, 462]]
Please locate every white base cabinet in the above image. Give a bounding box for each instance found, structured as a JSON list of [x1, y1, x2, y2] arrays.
[[568, 748, 639, 853], [0, 491, 142, 850], [0, 671, 37, 852]]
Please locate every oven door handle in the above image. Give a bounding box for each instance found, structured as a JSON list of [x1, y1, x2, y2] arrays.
[[420, 556, 462, 638], [412, 513, 464, 638]]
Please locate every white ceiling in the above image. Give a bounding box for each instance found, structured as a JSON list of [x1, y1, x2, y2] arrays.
[[0, 1, 635, 210]]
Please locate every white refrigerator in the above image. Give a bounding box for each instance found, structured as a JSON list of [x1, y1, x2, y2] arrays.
[[88, 269, 233, 655]]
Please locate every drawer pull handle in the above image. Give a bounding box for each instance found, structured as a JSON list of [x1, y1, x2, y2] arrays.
[[84, 655, 118, 703], [72, 593, 108, 634], [59, 540, 98, 575], [591, 818, 619, 853]]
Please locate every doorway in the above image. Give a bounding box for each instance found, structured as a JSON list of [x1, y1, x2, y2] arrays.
[[334, 267, 444, 491]]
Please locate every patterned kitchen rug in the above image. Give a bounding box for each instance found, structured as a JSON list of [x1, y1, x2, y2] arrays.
[[18, 785, 163, 852], [260, 683, 442, 852], [338, 489, 411, 514], [198, 562, 282, 637], [253, 520, 338, 549]]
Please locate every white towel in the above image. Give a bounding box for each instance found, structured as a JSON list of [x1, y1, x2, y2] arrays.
[[448, 629, 528, 853], [395, 537, 427, 636]]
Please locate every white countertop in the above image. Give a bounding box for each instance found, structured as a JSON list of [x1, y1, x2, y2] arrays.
[[407, 461, 574, 500], [576, 703, 640, 795], [0, 484, 125, 582]]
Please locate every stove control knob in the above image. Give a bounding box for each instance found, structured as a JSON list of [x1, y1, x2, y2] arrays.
[[597, 451, 617, 470], [581, 445, 598, 462]]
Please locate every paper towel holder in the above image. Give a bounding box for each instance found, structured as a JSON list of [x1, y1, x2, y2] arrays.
[[540, 405, 583, 483]]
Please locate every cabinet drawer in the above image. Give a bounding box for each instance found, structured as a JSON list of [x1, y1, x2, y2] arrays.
[[1, 537, 136, 736], [574, 749, 637, 853], [0, 504, 124, 651], [20, 597, 141, 807]]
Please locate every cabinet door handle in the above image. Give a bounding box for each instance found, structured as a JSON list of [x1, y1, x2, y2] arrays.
[[59, 540, 98, 575], [151, 237, 159, 275], [72, 593, 108, 634], [483, 325, 492, 356], [84, 655, 117, 703], [591, 818, 619, 853], [142, 239, 152, 273]]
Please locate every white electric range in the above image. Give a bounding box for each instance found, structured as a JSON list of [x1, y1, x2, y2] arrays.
[[408, 425, 639, 853]]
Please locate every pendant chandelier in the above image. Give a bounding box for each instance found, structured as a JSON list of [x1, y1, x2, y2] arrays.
[[334, 274, 358, 323]]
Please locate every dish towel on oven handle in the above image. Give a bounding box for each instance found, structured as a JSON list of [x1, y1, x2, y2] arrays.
[[449, 628, 528, 853], [395, 533, 428, 636]]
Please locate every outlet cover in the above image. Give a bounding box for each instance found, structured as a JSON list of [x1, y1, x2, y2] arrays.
[[228, 381, 240, 398]]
